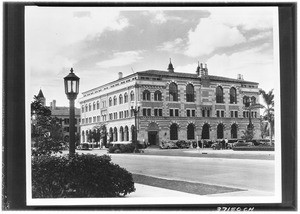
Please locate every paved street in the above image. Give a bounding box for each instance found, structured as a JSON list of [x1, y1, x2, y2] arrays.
[[75, 149, 275, 196], [109, 154, 274, 195]]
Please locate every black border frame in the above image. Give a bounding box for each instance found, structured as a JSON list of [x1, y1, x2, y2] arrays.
[[3, 1, 297, 211]]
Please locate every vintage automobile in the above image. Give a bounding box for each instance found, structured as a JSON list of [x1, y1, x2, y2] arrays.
[[211, 142, 222, 150], [160, 141, 178, 149], [76, 143, 90, 150]]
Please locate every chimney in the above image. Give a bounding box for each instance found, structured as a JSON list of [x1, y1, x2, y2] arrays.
[[237, 74, 244, 80], [196, 61, 200, 76], [51, 100, 56, 110], [118, 72, 123, 79]]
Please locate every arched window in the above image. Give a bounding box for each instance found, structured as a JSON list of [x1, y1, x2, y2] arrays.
[[124, 126, 129, 141], [154, 90, 162, 101], [109, 97, 112, 107], [113, 127, 118, 142], [187, 123, 195, 140], [186, 84, 194, 102], [124, 93, 128, 103], [109, 128, 113, 142], [120, 126, 124, 141], [130, 91, 135, 101], [231, 124, 237, 139], [85, 105, 88, 112], [230, 87, 237, 104], [97, 101, 100, 109], [170, 123, 178, 140], [201, 123, 210, 139], [113, 96, 117, 105], [85, 130, 89, 142], [251, 96, 256, 105], [82, 106, 84, 113], [216, 86, 224, 103], [143, 90, 151, 101], [169, 82, 178, 101], [93, 102, 96, 110], [82, 130, 85, 143], [217, 124, 224, 139], [131, 125, 135, 141], [243, 96, 250, 107], [89, 103, 92, 111], [119, 94, 123, 104]]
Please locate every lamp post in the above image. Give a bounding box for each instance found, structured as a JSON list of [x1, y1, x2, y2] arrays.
[[244, 98, 264, 130], [64, 68, 80, 156], [131, 102, 140, 153]]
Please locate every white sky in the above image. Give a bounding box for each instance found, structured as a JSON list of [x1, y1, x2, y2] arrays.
[[25, 6, 279, 107]]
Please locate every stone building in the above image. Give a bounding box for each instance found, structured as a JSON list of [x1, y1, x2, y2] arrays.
[[79, 61, 261, 146], [36, 89, 80, 142]]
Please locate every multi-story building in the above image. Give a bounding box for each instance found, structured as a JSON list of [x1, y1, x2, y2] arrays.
[[36, 89, 81, 142], [49, 100, 81, 142], [79, 61, 261, 146]]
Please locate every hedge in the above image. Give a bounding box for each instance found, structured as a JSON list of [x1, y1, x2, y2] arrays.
[[233, 146, 274, 151], [32, 154, 135, 198]]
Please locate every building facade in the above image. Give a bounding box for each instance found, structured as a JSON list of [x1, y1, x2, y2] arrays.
[[36, 90, 81, 142], [79, 61, 261, 146], [49, 100, 81, 142]]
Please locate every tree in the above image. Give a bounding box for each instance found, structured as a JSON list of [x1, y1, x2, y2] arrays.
[[241, 128, 255, 141], [92, 123, 107, 147], [259, 89, 274, 143], [31, 96, 64, 156]]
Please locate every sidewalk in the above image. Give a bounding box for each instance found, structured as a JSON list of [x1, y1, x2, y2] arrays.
[[184, 148, 275, 155], [75, 147, 275, 160]]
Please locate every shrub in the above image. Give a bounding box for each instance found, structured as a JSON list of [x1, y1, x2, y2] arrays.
[[108, 143, 136, 153], [233, 146, 274, 151], [176, 140, 190, 149], [32, 154, 135, 198]]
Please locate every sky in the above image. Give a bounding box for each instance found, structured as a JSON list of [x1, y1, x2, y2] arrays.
[[26, 6, 279, 108]]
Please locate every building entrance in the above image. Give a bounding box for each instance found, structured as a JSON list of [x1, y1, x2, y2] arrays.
[[147, 122, 159, 145], [148, 131, 158, 145]]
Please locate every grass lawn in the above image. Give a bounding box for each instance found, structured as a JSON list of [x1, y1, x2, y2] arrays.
[[132, 174, 245, 195]]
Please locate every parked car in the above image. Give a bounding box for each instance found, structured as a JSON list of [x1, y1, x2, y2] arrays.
[[77, 143, 90, 150], [176, 140, 190, 149], [233, 140, 253, 147], [160, 141, 178, 149], [211, 142, 222, 150]]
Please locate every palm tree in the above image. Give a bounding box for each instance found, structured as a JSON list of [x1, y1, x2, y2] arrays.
[[259, 89, 274, 143]]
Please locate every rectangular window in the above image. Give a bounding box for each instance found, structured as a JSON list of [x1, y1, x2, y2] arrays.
[[231, 111, 234, 118], [86, 118, 88, 123], [235, 111, 238, 118], [93, 117, 96, 123], [81, 118, 84, 124], [169, 109, 174, 117], [207, 110, 210, 117], [217, 110, 220, 117], [64, 118, 69, 124], [159, 109, 162, 116], [143, 108, 147, 116], [192, 110, 195, 117], [89, 117, 92, 123], [255, 112, 257, 118], [202, 110, 205, 117], [221, 111, 224, 117], [175, 109, 179, 117], [154, 109, 158, 116], [187, 109, 190, 117], [147, 109, 151, 116]]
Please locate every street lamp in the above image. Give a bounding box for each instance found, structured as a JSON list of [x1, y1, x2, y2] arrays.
[[244, 98, 264, 129], [131, 101, 140, 153], [64, 68, 80, 156]]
